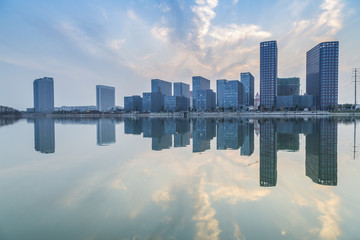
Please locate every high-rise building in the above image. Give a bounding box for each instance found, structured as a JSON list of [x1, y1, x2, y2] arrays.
[[142, 92, 162, 112], [224, 80, 244, 110], [33, 77, 54, 113], [151, 79, 172, 96], [192, 76, 210, 109], [194, 89, 216, 111], [277, 77, 300, 96], [306, 41, 339, 110], [216, 79, 227, 108], [241, 72, 255, 106], [164, 96, 188, 112], [151, 79, 172, 111], [174, 82, 190, 110], [260, 41, 278, 108], [124, 95, 142, 112], [96, 85, 115, 112]]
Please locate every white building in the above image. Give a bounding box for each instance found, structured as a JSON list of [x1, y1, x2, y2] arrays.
[[96, 85, 115, 112]]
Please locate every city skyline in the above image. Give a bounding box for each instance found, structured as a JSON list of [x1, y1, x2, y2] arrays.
[[1, 0, 360, 110]]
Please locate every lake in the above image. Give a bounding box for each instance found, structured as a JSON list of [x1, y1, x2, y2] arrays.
[[0, 117, 359, 240]]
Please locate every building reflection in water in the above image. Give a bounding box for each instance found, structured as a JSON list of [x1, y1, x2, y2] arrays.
[[29, 116, 339, 186], [34, 118, 55, 154], [241, 119, 254, 156], [306, 118, 337, 186], [259, 119, 277, 187], [97, 119, 116, 146], [193, 118, 216, 153]]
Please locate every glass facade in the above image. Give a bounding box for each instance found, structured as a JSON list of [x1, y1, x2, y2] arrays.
[[194, 89, 216, 111], [174, 82, 190, 110], [33, 77, 54, 113], [260, 119, 277, 187], [224, 80, 244, 110], [124, 95, 142, 112], [277, 77, 300, 96], [260, 41, 278, 108], [142, 92, 162, 112], [306, 41, 339, 110], [192, 76, 210, 108], [216, 79, 227, 107], [164, 96, 188, 112], [241, 72, 255, 106], [96, 85, 115, 112]]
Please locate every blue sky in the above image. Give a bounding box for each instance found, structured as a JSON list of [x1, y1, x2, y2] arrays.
[[1, 0, 360, 109]]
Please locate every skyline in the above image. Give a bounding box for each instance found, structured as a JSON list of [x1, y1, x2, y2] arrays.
[[1, 0, 360, 110]]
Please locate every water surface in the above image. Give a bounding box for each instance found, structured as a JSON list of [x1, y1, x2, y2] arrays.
[[0, 117, 359, 240]]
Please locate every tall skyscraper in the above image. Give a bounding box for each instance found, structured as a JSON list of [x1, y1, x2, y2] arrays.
[[241, 72, 255, 106], [33, 77, 54, 113], [260, 41, 278, 108], [192, 76, 210, 108], [96, 85, 115, 112], [306, 41, 339, 110], [224, 80, 244, 110]]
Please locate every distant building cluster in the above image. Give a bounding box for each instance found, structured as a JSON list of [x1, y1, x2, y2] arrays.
[[30, 41, 339, 113]]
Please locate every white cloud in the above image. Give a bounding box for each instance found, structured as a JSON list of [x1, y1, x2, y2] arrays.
[[109, 39, 125, 50], [151, 26, 173, 42]]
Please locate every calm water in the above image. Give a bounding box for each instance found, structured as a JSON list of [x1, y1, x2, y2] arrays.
[[0, 117, 360, 240]]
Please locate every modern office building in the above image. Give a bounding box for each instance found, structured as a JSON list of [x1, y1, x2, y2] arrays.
[[142, 92, 162, 112], [217, 80, 244, 110], [254, 92, 260, 109], [33, 77, 54, 113], [151, 79, 172, 111], [216, 79, 227, 108], [192, 76, 210, 109], [151, 79, 172, 96], [164, 96, 188, 112], [96, 85, 115, 112], [174, 82, 190, 110], [194, 89, 216, 111], [260, 41, 278, 108], [241, 72, 255, 106], [224, 80, 244, 110], [277, 77, 300, 96], [34, 118, 55, 154], [276, 95, 314, 109], [306, 41, 339, 110], [124, 95, 142, 112]]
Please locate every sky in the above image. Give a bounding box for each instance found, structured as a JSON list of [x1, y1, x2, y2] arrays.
[[0, 0, 360, 110]]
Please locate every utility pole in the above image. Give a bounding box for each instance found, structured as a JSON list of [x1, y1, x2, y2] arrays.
[[353, 68, 360, 107]]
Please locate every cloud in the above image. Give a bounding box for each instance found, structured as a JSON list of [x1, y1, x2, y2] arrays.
[[109, 39, 125, 50], [317, 0, 344, 35]]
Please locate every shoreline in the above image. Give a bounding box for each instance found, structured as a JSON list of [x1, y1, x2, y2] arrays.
[[14, 111, 360, 119]]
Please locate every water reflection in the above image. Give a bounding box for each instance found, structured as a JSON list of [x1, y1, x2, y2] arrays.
[[306, 118, 337, 185], [28, 117, 344, 187], [34, 118, 55, 154], [97, 119, 116, 146]]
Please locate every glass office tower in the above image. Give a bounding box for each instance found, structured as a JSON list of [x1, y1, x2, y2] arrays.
[[260, 41, 278, 108], [33, 77, 54, 113]]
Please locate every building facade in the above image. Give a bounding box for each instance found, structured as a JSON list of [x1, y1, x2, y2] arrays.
[[260, 41, 278, 108], [164, 96, 188, 112], [96, 85, 115, 112], [192, 76, 210, 109], [33, 77, 54, 113], [277, 77, 300, 96], [194, 89, 216, 111], [142, 92, 162, 112], [216, 79, 227, 108], [124, 95, 142, 112], [276, 95, 314, 109], [306, 41, 339, 110], [241, 72, 255, 106], [224, 80, 244, 110], [174, 82, 190, 110]]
